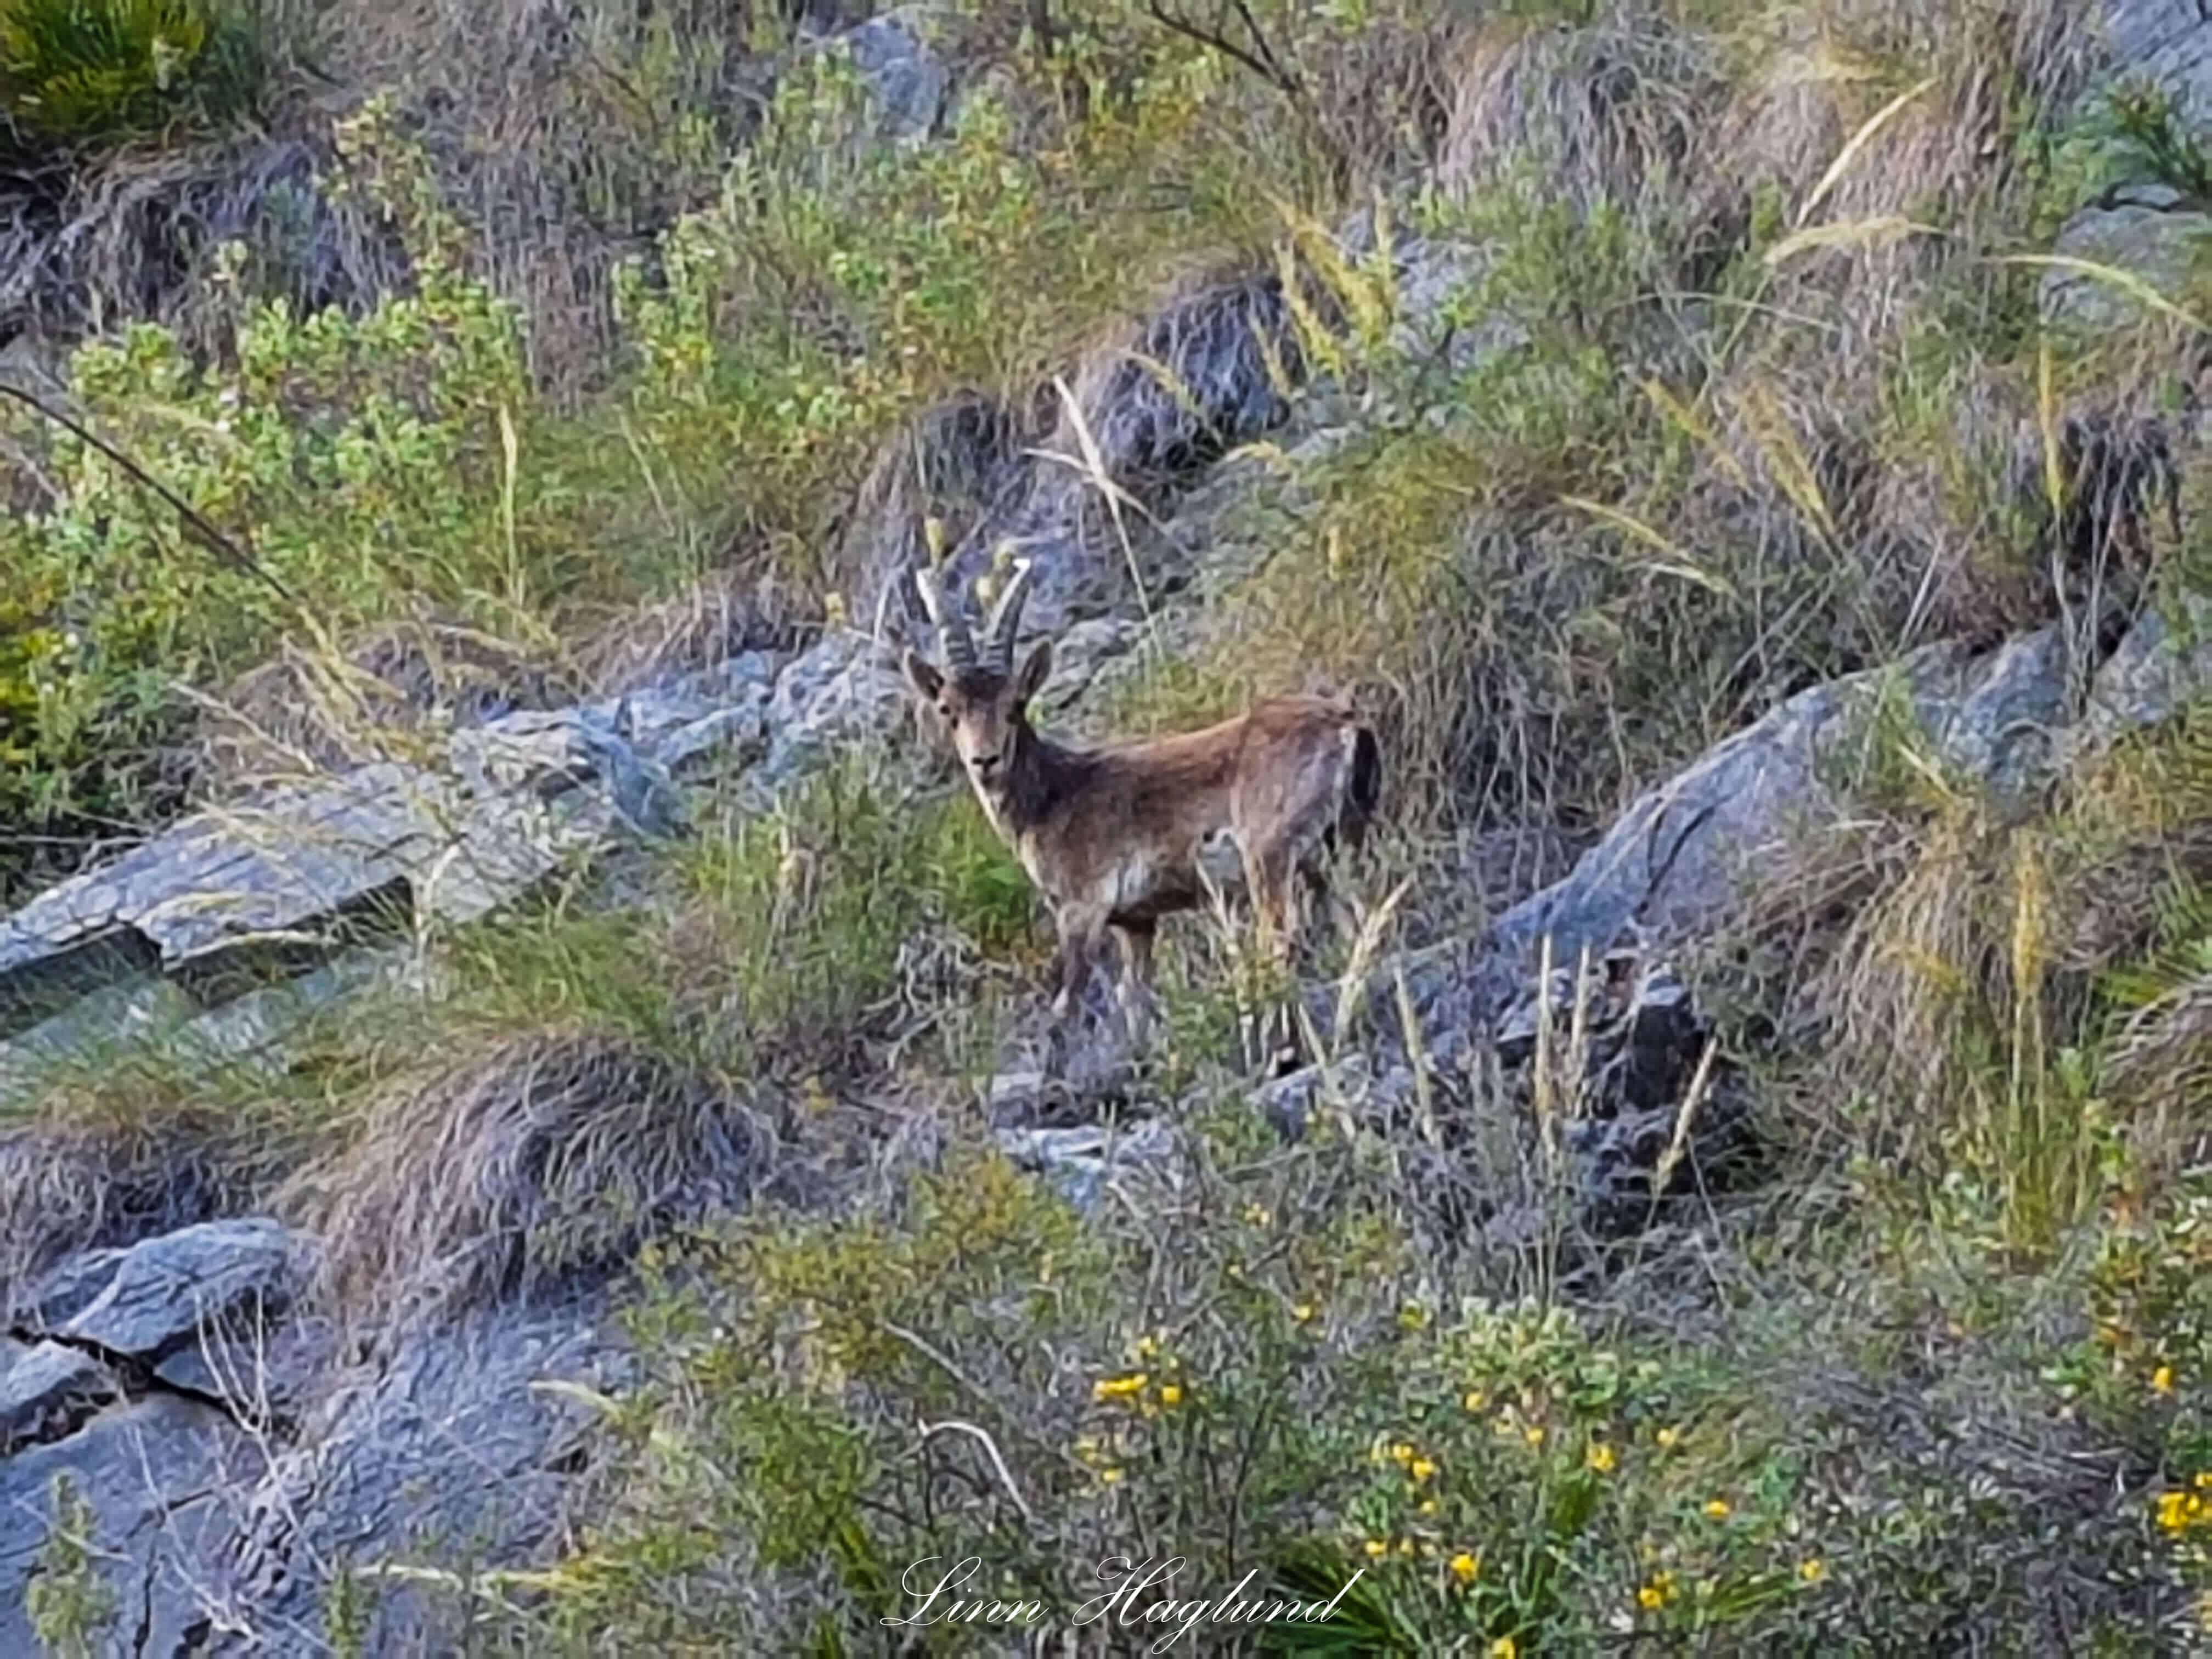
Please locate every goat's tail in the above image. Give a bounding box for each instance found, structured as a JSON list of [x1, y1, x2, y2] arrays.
[[1336, 721, 1383, 854]]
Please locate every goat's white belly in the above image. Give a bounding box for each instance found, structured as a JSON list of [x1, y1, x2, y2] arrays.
[[1108, 853, 1165, 911]]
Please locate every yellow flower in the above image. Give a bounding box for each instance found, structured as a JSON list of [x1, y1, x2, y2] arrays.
[[1523, 1425, 1545, 1447], [1391, 1442, 1415, 1465], [1409, 1457, 1437, 1483], [1291, 1302, 1317, 1324], [1158, 1384, 1183, 1408], [1703, 1499, 1731, 1521], [1489, 1637, 1517, 1659], [1587, 1442, 1617, 1474], [2154, 1365, 2176, 1395], [1093, 1373, 1148, 1401], [1364, 1538, 1389, 1559], [1099, 1466, 1124, 1485], [1448, 1551, 1479, 1584], [1243, 1203, 1273, 1228], [1418, 1498, 1440, 1516], [1397, 1537, 1415, 1557], [2158, 1490, 2202, 1532], [1798, 1559, 1828, 1584], [1654, 1426, 1679, 1449], [1133, 1335, 1160, 1361], [1462, 1390, 1487, 1413], [1637, 1585, 1664, 1611], [2196, 1471, 2212, 1491]]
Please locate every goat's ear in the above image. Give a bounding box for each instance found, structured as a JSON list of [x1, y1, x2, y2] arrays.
[[903, 650, 944, 702], [1013, 639, 1053, 704]]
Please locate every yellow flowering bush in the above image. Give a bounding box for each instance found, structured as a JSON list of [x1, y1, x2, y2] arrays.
[[1250, 1298, 1824, 1649]]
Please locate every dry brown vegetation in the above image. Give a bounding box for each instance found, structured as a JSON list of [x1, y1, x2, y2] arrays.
[[276, 1027, 763, 1325]]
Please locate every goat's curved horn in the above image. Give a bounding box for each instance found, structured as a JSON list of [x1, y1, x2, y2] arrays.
[[912, 563, 978, 673], [986, 557, 1036, 674]]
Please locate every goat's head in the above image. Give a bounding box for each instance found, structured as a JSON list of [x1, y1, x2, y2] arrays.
[[902, 557, 1047, 795]]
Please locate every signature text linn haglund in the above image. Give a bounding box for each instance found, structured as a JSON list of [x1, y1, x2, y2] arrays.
[[882, 1554, 1366, 1651]]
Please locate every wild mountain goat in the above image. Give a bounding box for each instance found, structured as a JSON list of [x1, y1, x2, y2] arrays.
[[901, 557, 1382, 1039]]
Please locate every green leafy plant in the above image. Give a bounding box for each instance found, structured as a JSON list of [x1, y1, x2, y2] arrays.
[[0, 0, 283, 153], [25, 1474, 117, 1658], [2103, 81, 2212, 205], [0, 95, 533, 862]]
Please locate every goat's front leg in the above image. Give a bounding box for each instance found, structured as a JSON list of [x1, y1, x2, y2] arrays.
[[1050, 906, 1110, 1022]]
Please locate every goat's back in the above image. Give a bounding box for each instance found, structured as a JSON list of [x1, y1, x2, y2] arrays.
[[1229, 695, 1377, 861]]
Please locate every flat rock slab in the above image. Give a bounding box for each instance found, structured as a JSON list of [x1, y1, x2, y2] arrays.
[[0, 761, 614, 1039], [0, 1392, 263, 1659], [1489, 627, 2070, 971], [207, 1295, 634, 1653], [58, 1218, 301, 1360], [0, 1340, 117, 1452]]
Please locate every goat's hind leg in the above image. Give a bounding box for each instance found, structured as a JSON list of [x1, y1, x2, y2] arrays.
[[1246, 849, 1312, 1076], [1111, 918, 1159, 1049]]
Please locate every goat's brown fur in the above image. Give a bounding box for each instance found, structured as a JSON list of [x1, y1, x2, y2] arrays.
[[902, 559, 1382, 1033]]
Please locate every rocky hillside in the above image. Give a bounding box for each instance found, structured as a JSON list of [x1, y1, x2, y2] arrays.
[[5, 0, 2212, 1652]]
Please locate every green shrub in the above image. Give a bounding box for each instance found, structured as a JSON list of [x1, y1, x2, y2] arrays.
[[0, 97, 535, 856], [0, 0, 283, 154]]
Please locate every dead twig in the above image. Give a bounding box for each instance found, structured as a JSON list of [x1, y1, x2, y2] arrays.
[[1145, 1, 1305, 105], [0, 380, 297, 604], [915, 1418, 1037, 1526]]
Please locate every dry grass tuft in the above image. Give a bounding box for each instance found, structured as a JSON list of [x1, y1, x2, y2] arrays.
[[1716, 0, 2089, 313], [328, 0, 778, 398], [0, 1068, 296, 1316], [569, 563, 818, 695], [2106, 970, 2212, 1122], [194, 617, 571, 787], [829, 389, 1029, 618], [1437, 10, 1711, 222], [1811, 808, 2022, 1128], [0, 133, 405, 361], [279, 1025, 765, 1326]]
